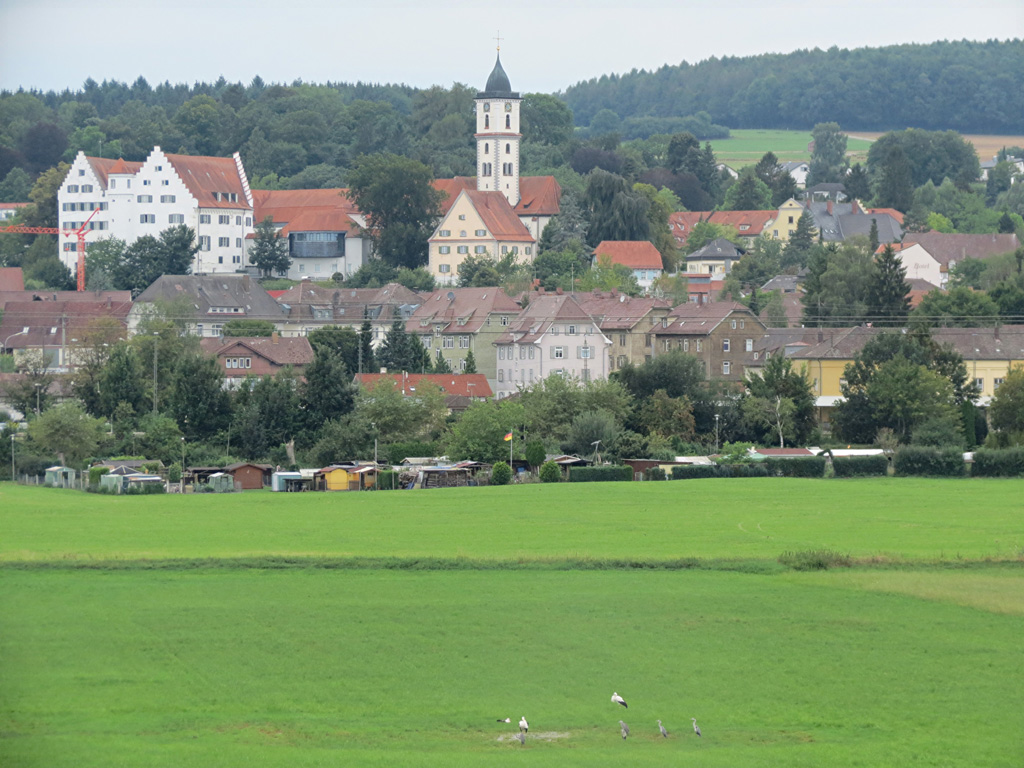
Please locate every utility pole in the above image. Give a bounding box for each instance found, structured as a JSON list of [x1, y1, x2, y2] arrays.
[[152, 332, 160, 414]]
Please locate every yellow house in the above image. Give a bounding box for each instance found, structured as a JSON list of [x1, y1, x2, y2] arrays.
[[428, 189, 535, 285], [315, 464, 377, 491], [764, 199, 805, 241]]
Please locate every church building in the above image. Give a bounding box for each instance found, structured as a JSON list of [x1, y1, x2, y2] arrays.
[[427, 53, 561, 285]]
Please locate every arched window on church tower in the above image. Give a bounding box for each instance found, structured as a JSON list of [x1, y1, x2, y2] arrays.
[[485, 115, 489, 129], [505, 114, 511, 129], [505, 143, 510, 154], [485, 143, 489, 154]]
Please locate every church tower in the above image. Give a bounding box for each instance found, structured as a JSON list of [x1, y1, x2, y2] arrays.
[[475, 50, 521, 207]]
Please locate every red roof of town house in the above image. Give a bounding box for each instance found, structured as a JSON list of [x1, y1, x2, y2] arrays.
[[199, 335, 314, 367], [252, 188, 361, 236], [459, 190, 534, 241], [434, 176, 560, 217], [0, 267, 24, 291], [406, 287, 520, 335], [85, 156, 144, 188], [0, 299, 132, 351], [593, 240, 664, 270], [574, 291, 671, 330], [354, 372, 493, 398], [163, 153, 249, 209], [668, 210, 776, 247]]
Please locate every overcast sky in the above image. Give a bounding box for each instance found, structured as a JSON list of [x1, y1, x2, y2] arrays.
[[2, 0, 1022, 96]]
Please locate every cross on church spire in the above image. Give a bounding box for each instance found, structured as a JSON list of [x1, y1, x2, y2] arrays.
[[494, 31, 503, 51]]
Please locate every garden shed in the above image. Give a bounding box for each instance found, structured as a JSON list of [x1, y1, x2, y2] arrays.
[[44, 466, 77, 488], [206, 472, 236, 493], [271, 471, 310, 492]]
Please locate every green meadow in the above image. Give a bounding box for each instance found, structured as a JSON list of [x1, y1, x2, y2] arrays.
[[2, 480, 1023, 766], [709, 129, 875, 168]]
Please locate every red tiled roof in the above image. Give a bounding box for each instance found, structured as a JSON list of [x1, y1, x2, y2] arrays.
[[354, 372, 493, 398], [668, 210, 776, 245], [902, 232, 1020, 267], [594, 240, 664, 269], [199, 335, 314, 367], [406, 287, 519, 335], [434, 176, 560, 217], [0, 289, 130, 312], [0, 267, 24, 291], [85, 156, 143, 188], [496, 293, 597, 344], [252, 188, 359, 235], [0, 202, 30, 208], [462, 190, 534, 241], [867, 208, 905, 225], [164, 153, 248, 209], [574, 291, 670, 330], [0, 299, 131, 349]]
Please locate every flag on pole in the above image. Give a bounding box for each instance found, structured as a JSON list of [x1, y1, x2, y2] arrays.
[[503, 432, 513, 441]]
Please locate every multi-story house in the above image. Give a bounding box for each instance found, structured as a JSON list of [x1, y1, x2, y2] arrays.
[[404, 287, 521, 392], [492, 292, 611, 397], [199, 334, 314, 386], [129, 274, 286, 337], [592, 241, 664, 292], [250, 188, 372, 280], [651, 302, 766, 383], [58, 147, 254, 275], [574, 290, 671, 372], [273, 281, 422, 347]]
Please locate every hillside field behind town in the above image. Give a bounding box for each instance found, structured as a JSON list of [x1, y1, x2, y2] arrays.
[[2, 480, 1023, 767]]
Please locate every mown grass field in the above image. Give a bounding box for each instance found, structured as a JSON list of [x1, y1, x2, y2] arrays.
[[2, 480, 1023, 767]]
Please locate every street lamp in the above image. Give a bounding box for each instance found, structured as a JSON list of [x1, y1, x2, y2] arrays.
[[10, 432, 15, 482], [3, 329, 28, 351], [714, 413, 720, 453], [180, 437, 186, 493], [34, 382, 42, 416], [151, 331, 160, 414]]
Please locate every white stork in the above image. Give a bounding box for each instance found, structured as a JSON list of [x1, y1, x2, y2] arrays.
[[611, 692, 628, 708], [519, 716, 529, 733]]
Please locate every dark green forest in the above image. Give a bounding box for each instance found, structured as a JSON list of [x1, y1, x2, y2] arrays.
[[562, 39, 1024, 133]]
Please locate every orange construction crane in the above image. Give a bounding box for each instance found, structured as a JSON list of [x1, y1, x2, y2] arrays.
[[0, 208, 100, 291]]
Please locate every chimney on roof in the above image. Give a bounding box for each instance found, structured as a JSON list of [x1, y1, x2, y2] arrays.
[[271, 331, 279, 344], [242, 274, 250, 291], [851, 199, 860, 214], [556, 286, 563, 295], [827, 201, 833, 215]]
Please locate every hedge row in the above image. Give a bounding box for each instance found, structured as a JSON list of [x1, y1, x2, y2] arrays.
[[764, 457, 827, 478], [568, 465, 633, 482], [893, 446, 965, 477], [671, 464, 720, 480], [377, 470, 400, 490], [970, 447, 1024, 477], [832, 455, 889, 477]]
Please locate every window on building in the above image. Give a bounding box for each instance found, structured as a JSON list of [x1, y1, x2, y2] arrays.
[[137, 195, 152, 203], [553, 346, 564, 359], [975, 378, 984, 392], [160, 195, 175, 203], [169, 214, 184, 224], [745, 338, 753, 352], [78, 169, 85, 176], [994, 378, 1004, 390], [528, 346, 535, 360], [723, 339, 730, 352], [218, 215, 230, 224], [200, 214, 211, 224], [81, 184, 93, 192], [67, 185, 79, 193], [439, 229, 450, 237], [485, 116, 490, 129], [140, 214, 155, 223], [475, 229, 487, 237], [161, 180, 170, 186], [218, 256, 224, 264], [500, 316, 509, 325], [505, 143, 510, 154], [443, 336, 454, 349], [501, 245, 508, 254], [474, 246, 487, 254], [580, 346, 591, 359], [788, 216, 794, 224], [457, 246, 468, 254], [439, 246, 450, 255], [619, 334, 626, 346], [723, 361, 731, 375], [506, 114, 511, 128], [439, 264, 450, 273], [199, 236, 210, 250], [696, 340, 703, 353], [236, 216, 242, 225], [498, 346, 505, 360], [422, 335, 432, 348], [143, 179, 151, 186], [459, 336, 469, 348], [215, 237, 227, 247]]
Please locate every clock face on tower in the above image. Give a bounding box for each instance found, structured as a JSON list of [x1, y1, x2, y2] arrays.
[[504, 102, 512, 112], [483, 103, 490, 112]]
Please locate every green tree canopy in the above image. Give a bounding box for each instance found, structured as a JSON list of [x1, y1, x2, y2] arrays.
[[248, 215, 291, 277]]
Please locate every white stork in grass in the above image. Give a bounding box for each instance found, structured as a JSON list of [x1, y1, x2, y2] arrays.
[[519, 716, 529, 733], [611, 692, 628, 708], [496, 717, 510, 723]]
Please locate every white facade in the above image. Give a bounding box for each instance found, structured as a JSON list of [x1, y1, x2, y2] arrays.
[[58, 148, 254, 276], [475, 97, 522, 207]]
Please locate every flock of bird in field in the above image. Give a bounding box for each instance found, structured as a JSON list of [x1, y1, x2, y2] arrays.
[[497, 691, 701, 745]]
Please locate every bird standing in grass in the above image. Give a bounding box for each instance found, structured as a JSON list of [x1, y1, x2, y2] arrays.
[[692, 717, 702, 737], [496, 717, 510, 723], [658, 719, 669, 738], [519, 716, 529, 733], [611, 692, 628, 708], [516, 732, 525, 746], [619, 720, 629, 740]]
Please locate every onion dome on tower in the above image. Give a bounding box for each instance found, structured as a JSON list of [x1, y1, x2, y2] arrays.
[[478, 54, 520, 99]]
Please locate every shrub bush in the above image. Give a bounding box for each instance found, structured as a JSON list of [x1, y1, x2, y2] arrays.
[[167, 464, 182, 484], [490, 461, 513, 486], [644, 467, 667, 481], [893, 446, 965, 477], [764, 456, 827, 478], [778, 549, 852, 570], [568, 465, 632, 482], [832, 455, 889, 477], [87, 466, 110, 487], [377, 469, 400, 490], [718, 463, 770, 478], [970, 447, 1024, 477], [671, 464, 719, 480], [539, 460, 561, 483]]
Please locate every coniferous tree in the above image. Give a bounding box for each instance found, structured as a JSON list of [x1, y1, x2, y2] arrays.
[[358, 320, 376, 374], [875, 145, 915, 213], [434, 349, 452, 373], [300, 347, 356, 435], [248, 215, 290, 277], [868, 245, 911, 326], [464, 348, 477, 374], [869, 218, 880, 254], [784, 212, 817, 267]]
